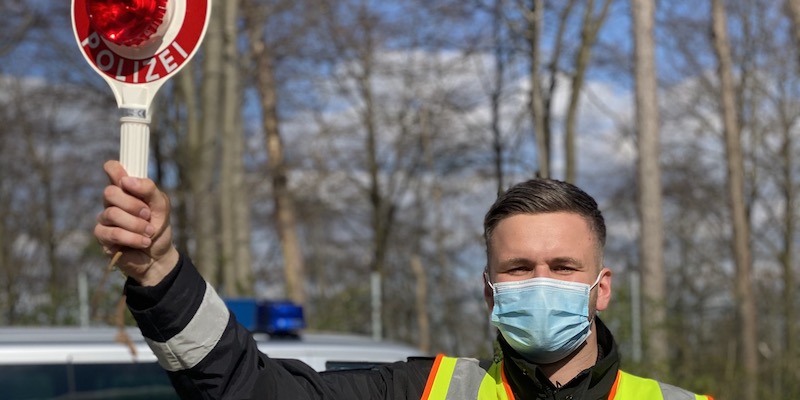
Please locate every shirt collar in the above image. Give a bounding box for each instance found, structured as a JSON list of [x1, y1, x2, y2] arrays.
[[498, 317, 620, 399]]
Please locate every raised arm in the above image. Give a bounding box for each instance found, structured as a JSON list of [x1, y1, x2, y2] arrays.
[[93, 160, 432, 399]]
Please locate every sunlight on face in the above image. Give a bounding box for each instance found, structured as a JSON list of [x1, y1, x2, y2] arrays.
[[483, 212, 610, 316], [488, 212, 602, 283]]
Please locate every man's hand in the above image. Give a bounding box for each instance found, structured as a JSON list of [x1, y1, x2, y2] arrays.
[[94, 160, 178, 286]]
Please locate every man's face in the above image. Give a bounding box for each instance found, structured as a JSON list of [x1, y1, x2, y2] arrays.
[[483, 212, 611, 316]]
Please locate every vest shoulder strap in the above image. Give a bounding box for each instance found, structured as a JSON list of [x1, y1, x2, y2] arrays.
[[421, 355, 512, 400], [611, 370, 714, 400]]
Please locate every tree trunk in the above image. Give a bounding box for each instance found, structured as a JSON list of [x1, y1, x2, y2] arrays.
[[0, 201, 15, 324], [364, 72, 388, 340], [525, 0, 549, 178], [783, 0, 800, 386], [176, 69, 198, 255], [546, 0, 576, 173], [563, 0, 611, 183], [194, 0, 224, 286], [243, 0, 307, 305], [22, 120, 61, 322], [787, 0, 800, 66], [416, 107, 436, 352], [348, 19, 393, 340], [630, 0, 668, 377], [779, 106, 797, 394], [491, 0, 506, 193], [711, 1, 759, 398], [220, 0, 252, 297], [43, 158, 60, 323], [410, 254, 430, 353]]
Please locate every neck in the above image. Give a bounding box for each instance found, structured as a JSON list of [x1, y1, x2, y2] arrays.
[[540, 320, 599, 386]]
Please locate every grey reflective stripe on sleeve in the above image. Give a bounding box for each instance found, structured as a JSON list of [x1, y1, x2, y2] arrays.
[[659, 382, 698, 400], [145, 282, 230, 372], [444, 358, 488, 399]]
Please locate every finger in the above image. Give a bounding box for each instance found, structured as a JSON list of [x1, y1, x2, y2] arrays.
[[97, 206, 156, 239], [104, 160, 129, 186], [94, 223, 152, 249], [103, 185, 151, 221]]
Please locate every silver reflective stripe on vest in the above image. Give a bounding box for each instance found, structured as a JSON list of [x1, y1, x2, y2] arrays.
[[146, 282, 230, 371], [442, 358, 489, 399], [659, 382, 698, 400]]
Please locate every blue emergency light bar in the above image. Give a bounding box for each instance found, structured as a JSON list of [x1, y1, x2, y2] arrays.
[[224, 299, 305, 336]]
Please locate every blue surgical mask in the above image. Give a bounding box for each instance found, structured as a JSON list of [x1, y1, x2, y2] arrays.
[[487, 273, 602, 364]]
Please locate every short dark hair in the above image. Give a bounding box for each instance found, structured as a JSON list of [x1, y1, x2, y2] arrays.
[[483, 178, 606, 259]]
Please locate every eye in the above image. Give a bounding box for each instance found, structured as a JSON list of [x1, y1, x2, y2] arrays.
[[508, 266, 527, 274], [504, 264, 533, 275], [552, 264, 576, 274]]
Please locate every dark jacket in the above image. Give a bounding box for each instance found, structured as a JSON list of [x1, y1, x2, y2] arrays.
[[125, 253, 621, 400]]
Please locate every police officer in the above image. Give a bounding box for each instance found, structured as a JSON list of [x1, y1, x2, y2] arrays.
[[95, 160, 713, 399]]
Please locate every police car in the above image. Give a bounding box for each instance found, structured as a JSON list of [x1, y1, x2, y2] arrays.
[[0, 301, 424, 399]]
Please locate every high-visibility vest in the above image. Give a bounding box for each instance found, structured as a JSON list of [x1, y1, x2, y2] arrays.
[[421, 355, 714, 400]]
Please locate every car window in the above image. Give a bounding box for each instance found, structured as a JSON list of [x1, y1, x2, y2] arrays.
[[0, 363, 177, 400]]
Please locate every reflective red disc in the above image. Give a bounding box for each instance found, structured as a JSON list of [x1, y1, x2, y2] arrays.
[[86, 0, 168, 47]]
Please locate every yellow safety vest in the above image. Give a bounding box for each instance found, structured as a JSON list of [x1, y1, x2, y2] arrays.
[[421, 355, 714, 400]]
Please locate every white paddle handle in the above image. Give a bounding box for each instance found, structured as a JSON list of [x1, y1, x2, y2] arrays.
[[119, 108, 150, 178]]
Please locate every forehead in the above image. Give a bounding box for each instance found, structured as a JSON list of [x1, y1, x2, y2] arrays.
[[487, 212, 599, 266]]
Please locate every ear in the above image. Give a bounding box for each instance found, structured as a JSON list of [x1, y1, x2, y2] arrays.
[[595, 267, 612, 312], [483, 272, 494, 312]]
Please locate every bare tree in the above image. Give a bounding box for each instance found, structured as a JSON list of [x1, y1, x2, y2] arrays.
[[523, 0, 550, 178], [242, 0, 307, 305], [411, 107, 438, 354], [509, 0, 610, 183], [711, 1, 759, 398], [0, 81, 20, 324], [787, 0, 800, 64], [0, 73, 116, 325], [564, 0, 612, 183], [318, 1, 394, 339], [186, 0, 225, 286], [410, 252, 430, 352], [219, 0, 254, 297], [630, 0, 668, 377], [771, 79, 799, 395], [490, 0, 508, 193], [782, 0, 800, 383], [174, 68, 200, 256], [511, 0, 578, 179]]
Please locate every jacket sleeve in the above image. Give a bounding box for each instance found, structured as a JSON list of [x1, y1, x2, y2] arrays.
[[255, 357, 434, 399], [125, 252, 433, 400]]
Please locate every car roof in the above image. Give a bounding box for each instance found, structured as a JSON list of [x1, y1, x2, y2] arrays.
[[0, 326, 426, 370], [0, 326, 159, 365]]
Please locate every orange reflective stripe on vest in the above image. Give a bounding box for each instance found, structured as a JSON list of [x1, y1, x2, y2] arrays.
[[422, 355, 456, 399]]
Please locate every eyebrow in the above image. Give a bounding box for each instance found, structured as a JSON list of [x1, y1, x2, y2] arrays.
[[549, 257, 587, 269], [497, 257, 534, 267], [496, 256, 586, 269]]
